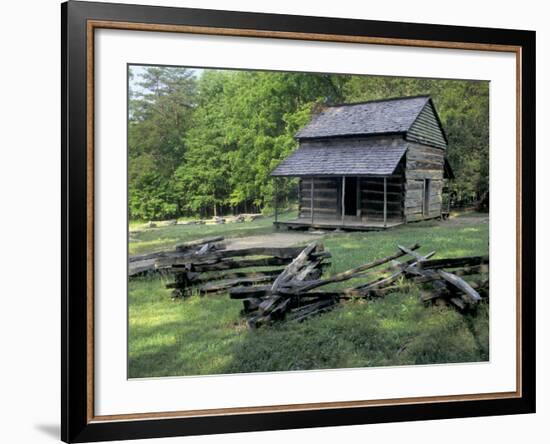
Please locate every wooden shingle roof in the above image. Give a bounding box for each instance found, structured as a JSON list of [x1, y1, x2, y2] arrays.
[[271, 138, 408, 177], [295, 96, 446, 146], [271, 96, 450, 177]]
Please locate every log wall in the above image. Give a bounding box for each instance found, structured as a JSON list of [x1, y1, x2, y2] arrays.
[[406, 101, 447, 150], [295, 141, 450, 225], [298, 175, 406, 223], [405, 142, 445, 221], [298, 177, 340, 219], [358, 176, 404, 222]]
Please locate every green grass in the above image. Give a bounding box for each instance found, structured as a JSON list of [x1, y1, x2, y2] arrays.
[[128, 212, 489, 378], [129, 211, 296, 255]]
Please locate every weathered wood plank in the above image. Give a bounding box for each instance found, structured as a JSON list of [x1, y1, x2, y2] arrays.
[[407, 160, 443, 170], [355, 251, 435, 291], [405, 212, 424, 221], [282, 244, 420, 293], [129, 250, 178, 263], [406, 170, 444, 180], [362, 209, 403, 216], [229, 285, 272, 299], [300, 196, 338, 204], [242, 297, 264, 313], [406, 143, 445, 159], [271, 241, 321, 293], [175, 236, 224, 251], [361, 199, 401, 207], [198, 275, 278, 293], [194, 267, 309, 286], [259, 294, 282, 314], [438, 270, 482, 305], [419, 256, 489, 270], [156, 247, 304, 268], [397, 244, 426, 261], [310, 177, 315, 223], [169, 256, 293, 272], [405, 180, 425, 191], [300, 207, 338, 214], [288, 299, 337, 322], [129, 259, 159, 277]]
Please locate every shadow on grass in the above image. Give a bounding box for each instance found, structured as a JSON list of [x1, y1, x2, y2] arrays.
[[128, 293, 247, 378], [129, 288, 489, 378], [218, 293, 488, 376]]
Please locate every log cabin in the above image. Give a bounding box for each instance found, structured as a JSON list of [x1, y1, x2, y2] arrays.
[[271, 95, 454, 230]]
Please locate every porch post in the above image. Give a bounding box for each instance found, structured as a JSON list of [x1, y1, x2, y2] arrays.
[[310, 176, 315, 224], [356, 177, 361, 217], [341, 176, 346, 225], [383, 177, 387, 228], [274, 177, 279, 228], [364, 178, 367, 222], [297, 177, 301, 217]]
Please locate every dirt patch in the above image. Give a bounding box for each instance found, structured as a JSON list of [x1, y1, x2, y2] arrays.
[[444, 214, 489, 227], [225, 232, 322, 250]]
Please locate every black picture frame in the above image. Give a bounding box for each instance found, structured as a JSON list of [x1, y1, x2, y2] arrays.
[[61, 1, 536, 442]]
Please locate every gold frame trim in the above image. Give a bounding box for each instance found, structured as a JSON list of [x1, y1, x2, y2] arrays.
[[86, 19, 523, 423]]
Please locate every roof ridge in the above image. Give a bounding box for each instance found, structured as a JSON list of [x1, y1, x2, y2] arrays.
[[295, 95, 435, 141], [325, 95, 430, 108]]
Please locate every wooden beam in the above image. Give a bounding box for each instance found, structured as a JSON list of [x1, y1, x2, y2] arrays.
[[341, 176, 346, 225], [274, 177, 279, 226], [283, 244, 420, 293], [170, 256, 293, 273], [356, 177, 361, 217], [157, 247, 305, 269], [297, 178, 301, 217], [360, 199, 402, 206], [438, 270, 482, 305], [310, 176, 315, 224], [383, 176, 387, 227], [363, 178, 367, 222], [175, 236, 224, 252], [418, 255, 489, 270], [271, 241, 320, 292], [422, 179, 429, 217], [300, 207, 338, 214], [300, 196, 338, 203]]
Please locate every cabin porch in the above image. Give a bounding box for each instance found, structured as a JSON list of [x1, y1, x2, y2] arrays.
[[275, 217, 404, 231], [274, 175, 406, 231]]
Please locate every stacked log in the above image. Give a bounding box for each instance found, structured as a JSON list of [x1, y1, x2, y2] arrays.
[[129, 236, 226, 277], [156, 238, 330, 299], [232, 242, 489, 329], [409, 254, 489, 309], [132, 235, 489, 330], [235, 242, 427, 328]]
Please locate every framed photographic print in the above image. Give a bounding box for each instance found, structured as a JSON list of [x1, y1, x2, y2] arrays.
[[61, 1, 536, 442]]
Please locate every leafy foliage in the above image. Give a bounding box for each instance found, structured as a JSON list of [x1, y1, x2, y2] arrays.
[[128, 66, 489, 220], [128, 67, 196, 220]]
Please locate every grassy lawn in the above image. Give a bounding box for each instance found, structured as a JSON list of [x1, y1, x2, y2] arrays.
[[128, 212, 489, 378], [129, 211, 296, 255]]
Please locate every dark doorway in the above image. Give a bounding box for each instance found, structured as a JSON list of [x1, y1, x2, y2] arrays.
[[344, 177, 358, 216], [423, 178, 431, 216]]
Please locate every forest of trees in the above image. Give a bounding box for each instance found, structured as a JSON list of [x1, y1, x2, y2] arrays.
[[128, 66, 489, 221]]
